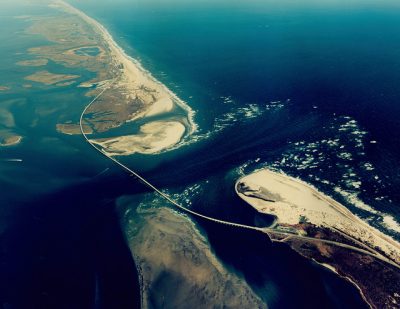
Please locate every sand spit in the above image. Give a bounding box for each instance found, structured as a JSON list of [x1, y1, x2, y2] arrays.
[[92, 121, 186, 156], [55, 0, 197, 154], [237, 169, 400, 263]]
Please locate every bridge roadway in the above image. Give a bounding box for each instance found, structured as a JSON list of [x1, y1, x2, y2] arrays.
[[79, 79, 400, 281]]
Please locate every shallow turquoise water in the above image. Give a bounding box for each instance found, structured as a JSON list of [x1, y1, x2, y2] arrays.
[[0, 3, 141, 308], [74, 46, 101, 56]]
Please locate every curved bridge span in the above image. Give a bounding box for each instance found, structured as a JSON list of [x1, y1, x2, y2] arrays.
[[79, 80, 400, 280], [79, 80, 266, 234]]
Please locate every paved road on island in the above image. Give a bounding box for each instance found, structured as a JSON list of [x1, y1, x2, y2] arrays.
[[79, 80, 400, 296]]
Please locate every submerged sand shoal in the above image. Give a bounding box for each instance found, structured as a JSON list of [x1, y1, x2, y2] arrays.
[[0, 135, 23, 147], [17, 58, 48, 67]]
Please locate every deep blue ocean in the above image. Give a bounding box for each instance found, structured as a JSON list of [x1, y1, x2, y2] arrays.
[[1, 0, 400, 308], [68, 0, 400, 240], [67, 0, 400, 307]]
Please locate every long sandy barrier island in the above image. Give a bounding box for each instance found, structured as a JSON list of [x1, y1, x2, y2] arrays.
[[54, 0, 197, 156]]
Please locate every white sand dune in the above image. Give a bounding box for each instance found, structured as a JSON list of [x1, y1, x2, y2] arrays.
[[130, 96, 175, 121], [143, 97, 174, 117]]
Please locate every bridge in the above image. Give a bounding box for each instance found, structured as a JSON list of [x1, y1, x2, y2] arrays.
[[79, 79, 400, 283]]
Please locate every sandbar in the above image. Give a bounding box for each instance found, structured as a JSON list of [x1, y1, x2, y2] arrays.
[[92, 120, 186, 155]]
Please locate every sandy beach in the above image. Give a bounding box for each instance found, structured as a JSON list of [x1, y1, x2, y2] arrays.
[[237, 169, 400, 263], [56, 0, 196, 155]]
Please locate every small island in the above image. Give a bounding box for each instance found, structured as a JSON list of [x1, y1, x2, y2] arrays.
[[17, 58, 48, 67], [24, 70, 79, 85], [0, 135, 23, 147]]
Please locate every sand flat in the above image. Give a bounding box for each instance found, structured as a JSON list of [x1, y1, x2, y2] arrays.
[[24, 70, 79, 85], [92, 121, 186, 155]]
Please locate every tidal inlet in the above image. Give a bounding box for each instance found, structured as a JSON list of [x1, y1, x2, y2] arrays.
[[1, 0, 399, 308]]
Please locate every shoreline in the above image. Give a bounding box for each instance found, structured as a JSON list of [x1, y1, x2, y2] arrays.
[[236, 168, 400, 262], [0, 135, 23, 147], [236, 168, 400, 308], [58, 0, 198, 140]]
